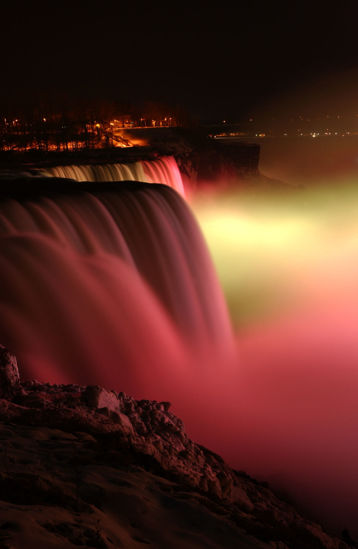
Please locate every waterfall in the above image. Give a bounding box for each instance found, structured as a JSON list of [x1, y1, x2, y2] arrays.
[[40, 156, 186, 196], [0, 181, 233, 396]]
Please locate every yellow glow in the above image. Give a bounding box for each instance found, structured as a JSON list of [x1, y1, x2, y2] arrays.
[[192, 182, 358, 327]]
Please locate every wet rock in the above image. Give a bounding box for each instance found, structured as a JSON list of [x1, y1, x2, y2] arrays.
[[0, 346, 19, 398], [82, 385, 120, 412], [158, 401, 171, 412]]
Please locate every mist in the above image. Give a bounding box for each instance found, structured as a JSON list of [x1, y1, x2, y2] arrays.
[[191, 146, 358, 536]]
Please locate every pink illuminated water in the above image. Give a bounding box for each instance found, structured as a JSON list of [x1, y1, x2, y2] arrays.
[[41, 155, 186, 196], [0, 183, 233, 398], [1, 150, 358, 537]]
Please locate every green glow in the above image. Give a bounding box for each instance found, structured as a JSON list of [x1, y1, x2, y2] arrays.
[[192, 180, 358, 328]]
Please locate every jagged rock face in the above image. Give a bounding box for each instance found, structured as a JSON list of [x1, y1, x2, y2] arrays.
[[0, 377, 353, 549], [0, 345, 19, 397]]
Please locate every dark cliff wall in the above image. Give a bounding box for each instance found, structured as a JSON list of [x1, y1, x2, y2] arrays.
[[176, 140, 260, 186]]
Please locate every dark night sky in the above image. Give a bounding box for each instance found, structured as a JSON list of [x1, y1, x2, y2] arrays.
[[2, 1, 358, 120]]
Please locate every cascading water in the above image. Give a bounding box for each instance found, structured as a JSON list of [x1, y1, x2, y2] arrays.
[[0, 177, 233, 399], [2, 152, 357, 537], [40, 156, 186, 196]]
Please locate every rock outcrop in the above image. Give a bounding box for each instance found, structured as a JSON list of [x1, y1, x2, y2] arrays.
[[0, 344, 19, 398], [0, 348, 354, 548]]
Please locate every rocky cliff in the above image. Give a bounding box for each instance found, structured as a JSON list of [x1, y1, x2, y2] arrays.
[[0, 346, 354, 549]]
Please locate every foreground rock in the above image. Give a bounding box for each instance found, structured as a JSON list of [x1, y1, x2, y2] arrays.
[[0, 372, 354, 548], [0, 345, 19, 398]]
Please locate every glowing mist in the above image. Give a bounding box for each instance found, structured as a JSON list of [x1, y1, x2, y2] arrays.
[[193, 182, 358, 535]]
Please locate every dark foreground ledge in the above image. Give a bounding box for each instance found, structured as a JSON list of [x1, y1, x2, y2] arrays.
[[0, 346, 354, 548]]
